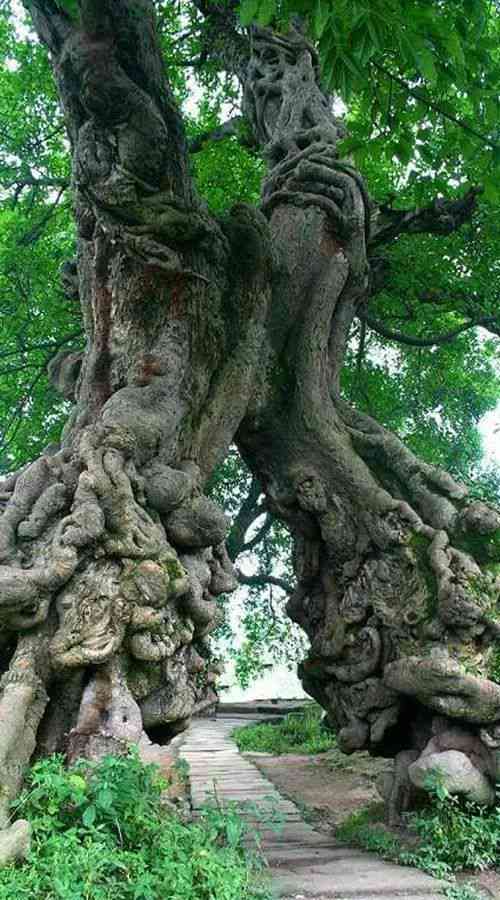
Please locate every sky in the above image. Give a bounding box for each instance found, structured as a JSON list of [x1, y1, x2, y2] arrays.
[[479, 405, 500, 465]]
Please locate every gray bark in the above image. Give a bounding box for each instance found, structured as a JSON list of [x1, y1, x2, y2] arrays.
[[1, 3, 499, 854]]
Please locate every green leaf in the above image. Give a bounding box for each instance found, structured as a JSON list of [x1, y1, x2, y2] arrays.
[[239, 0, 260, 26], [82, 805, 97, 828], [68, 775, 87, 792], [57, 0, 79, 15], [256, 0, 276, 25], [416, 46, 438, 86], [313, 0, 330, 39]]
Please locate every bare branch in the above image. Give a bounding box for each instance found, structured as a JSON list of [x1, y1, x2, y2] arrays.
[[226, 477, 263, 561], [370, 187, 481, 249], [17, 188, 67, 246], [189, 116, 255, 154], [236, 569, 294, 594], [4, 174, 70, 195], [241, 514, 273, 554], [359, 311, 498, 347]]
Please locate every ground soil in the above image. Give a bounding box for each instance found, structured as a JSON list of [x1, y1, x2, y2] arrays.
[[245, 747, 500, 899]]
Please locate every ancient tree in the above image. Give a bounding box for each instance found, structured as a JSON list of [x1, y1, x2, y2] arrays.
[[1, 0, 500, 857]]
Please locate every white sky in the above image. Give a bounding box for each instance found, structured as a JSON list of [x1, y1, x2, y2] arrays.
[[479, 405, 500, 465]]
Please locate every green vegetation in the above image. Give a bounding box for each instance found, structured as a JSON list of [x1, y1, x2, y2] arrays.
[[443, 886, 485, 900], [335, 804, 401, 859], [336, 777, 500, 889], [0, 751, 271, 900], [232, 706, 337, 755], [401, 789, 500, 879]]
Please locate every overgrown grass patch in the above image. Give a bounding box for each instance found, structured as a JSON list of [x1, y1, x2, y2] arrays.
[[0, 750, 272, 900], [232, 705, 337, 755]]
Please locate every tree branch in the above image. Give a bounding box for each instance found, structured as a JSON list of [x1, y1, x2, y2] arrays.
[[373, 63, 500, 152], [236, 570, 294, 594], [22, 0, 73, 54], [359, 311, 498, 347], [189, 116, 255, 154], [190, 0, 250, 83], [4, 174, 70, 196], [370, 187, 481, 249], [241, 514, 273, 554], [226, 477, 263, 561]]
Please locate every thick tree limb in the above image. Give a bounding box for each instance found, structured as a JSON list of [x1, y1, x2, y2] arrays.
[[241, 514, 273, 554], [226, 477, 263, 561], [370, 187, 481, 249], [359, 311, 498, 347], [190, 0, 250, 83], [22, 0, 73, 54]]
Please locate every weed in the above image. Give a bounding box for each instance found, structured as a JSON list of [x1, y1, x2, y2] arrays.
[[443, 885, 486, 900], [232, 705, 337, 755], [337, 775, 500, 887], [0, 749, 272, 900], [335, 805, 401, 859], [401, 776, 500, 877]]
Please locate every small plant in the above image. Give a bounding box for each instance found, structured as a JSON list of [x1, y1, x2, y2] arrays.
[[232, 705, 337, 755], [338, 773, 500, 889], [401, 776, 500, 876], [443, 884, 486, 900], [335, 805, 401, 860], [0, 750, 273, 900]]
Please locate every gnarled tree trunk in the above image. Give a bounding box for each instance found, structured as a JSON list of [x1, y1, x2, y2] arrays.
[[1, 1, 499, 859]]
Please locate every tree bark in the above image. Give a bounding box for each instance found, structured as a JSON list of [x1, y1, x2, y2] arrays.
[[236, 24, 500, 822], [0, 0, 273, 856], [1, 3, 499, 855]]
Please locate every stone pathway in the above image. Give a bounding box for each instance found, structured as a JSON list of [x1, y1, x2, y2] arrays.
[[180, 716, 446, 900]]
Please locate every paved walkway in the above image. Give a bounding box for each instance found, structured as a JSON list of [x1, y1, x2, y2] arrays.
[[180, 716, 445, 900]]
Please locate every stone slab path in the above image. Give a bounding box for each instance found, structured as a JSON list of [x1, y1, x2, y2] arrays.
[[179, 716, 446, 900]]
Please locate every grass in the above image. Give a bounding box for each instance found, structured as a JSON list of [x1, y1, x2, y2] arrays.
[[0, 749, 272, 900], [232, 705, 337, 755], [335, 804, 401, 859]]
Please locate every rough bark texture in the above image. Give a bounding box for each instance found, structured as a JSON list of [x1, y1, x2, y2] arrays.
[[1, 2, 499, 858], [0, 0, 274, 859], [236, 25, 500, 824]]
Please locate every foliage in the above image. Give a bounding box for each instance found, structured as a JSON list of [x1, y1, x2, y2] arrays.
[[335, 804, 401, 859], [232, 705, 336, 755], [337, 776, 500, 883], [401, 778, 500, 878], [443, 885, 486, 900], [0, 750, 272, 900]]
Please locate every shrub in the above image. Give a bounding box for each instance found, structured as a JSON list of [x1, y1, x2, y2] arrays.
[[401, 779, 500, 878], [337, 775, 500, 883], [232, 705, 336, 755], [0, 750, 272, 900]]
